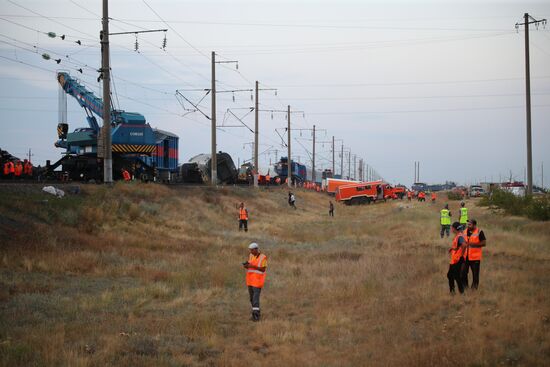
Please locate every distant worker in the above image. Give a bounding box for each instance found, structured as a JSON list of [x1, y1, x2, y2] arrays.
[[275, 177, 281, 185], [407, 190, 412, 201], [418, 191, 426, 202], [431, 192, 437, 203], [329, 201, 334, 217], [447, 222, 466, 294], [23, 159, 33, 178], [461, 219, 486, 290], [3, 160, 14, 179], [238, 202, 249, 232], [288, 192, 296, 209], [243, 242, 267, 322], [14, 160, 23, 179], [459, 202, 468, 227], [121, 168, 131, 181], [440, 204, 452, 238], [265, 174, 270, 187]]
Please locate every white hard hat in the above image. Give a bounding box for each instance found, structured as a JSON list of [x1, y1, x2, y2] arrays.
[[248, 242, 259, 249]]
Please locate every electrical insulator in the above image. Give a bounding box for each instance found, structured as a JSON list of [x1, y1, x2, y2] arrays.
[[162, 32, 167, 50], [271, 112, 273, 119], [134, 34, 139, 52], [61, 35, 66, 40], [236, 62, 239, 70], [232, 93, 235, 102], [47, 32, 56, 38]]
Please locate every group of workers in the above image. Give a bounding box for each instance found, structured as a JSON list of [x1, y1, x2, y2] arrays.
[[2, 159, 33, 179], [238, 192, 487, 321], [443, 202, 487, 294], [407, 190, 438, 203]]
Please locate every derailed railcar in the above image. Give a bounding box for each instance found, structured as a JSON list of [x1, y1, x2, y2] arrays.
[[179, 152, 238, 184]]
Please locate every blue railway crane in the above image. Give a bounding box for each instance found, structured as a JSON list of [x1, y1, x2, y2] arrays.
[[49, 72, 178, 181]]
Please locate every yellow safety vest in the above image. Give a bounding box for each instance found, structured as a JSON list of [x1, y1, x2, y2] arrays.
[[459, 207, 468, 224], [440, 209, 451, 225]]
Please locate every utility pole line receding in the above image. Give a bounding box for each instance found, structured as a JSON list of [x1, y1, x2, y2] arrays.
[[101, 0, 112, 183], [312, 124, 316, 183], [516, 13, 547, 195], [211, 51, 217, 185], [287, 105, 292, 188]]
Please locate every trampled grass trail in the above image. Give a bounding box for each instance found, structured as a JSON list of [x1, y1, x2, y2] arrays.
[[1, 183, 549, 366]]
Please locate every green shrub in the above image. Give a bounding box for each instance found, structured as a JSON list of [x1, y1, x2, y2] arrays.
[[446, 191, 463, 201], [525, 195, 550, 221], [479, 189, 549, 221]]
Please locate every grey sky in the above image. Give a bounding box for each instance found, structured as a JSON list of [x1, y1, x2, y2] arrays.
[[1, 0, 549, 186]]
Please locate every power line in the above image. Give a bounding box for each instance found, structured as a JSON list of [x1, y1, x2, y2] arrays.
[[305, 104, 550, 116]]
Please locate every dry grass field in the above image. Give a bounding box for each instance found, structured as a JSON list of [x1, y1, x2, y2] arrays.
[[1, 183, 549, 366]]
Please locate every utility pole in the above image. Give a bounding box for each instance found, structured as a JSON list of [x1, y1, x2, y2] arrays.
[[516, 13, 547, 195], [414, 161, 417, 183], [253, 82, 277, 187], [287, 105, 292, 188], [340, 143, 344, 178], [211, 51, 217, 185], [254, 80, 259, 187], [348, 150, 351, 180], [542, 162, 544, 189], [353, 155, 357, 180], [312, 124, 316, 183], [332, 136, 335, 176], [101, 0, 112, 184], [417, 161, 420, 183]]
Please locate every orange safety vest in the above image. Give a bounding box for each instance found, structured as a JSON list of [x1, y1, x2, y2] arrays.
[[239, 207, 248, 220], [266, 175, 270, 183], [3, 162, 9, 175], [246, 253, 267, 288], [465, 228, 483, 261], [450, 232, 465, 265], [7, 161, 15, 174], [122, 170, 131, 181], [431, 193, 437, 200], [24, 162, 32, 176], [14, 163, 23, 176], [407, 191, 412, 198]]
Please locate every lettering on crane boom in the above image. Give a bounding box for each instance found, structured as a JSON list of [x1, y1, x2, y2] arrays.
[[130, 132, 144, 137]]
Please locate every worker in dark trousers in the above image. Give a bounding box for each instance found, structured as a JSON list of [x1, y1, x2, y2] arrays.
[[288, 192, 296, 209], [440, 204, 452, 238], [329, 201, 334, 217], [461, 219, 487, 290], [243, 242, 267, 321], [447, 222, 466, 294], [238, 202, 249, 232]]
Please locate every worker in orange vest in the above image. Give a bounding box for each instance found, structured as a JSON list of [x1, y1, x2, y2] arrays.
[[238, 202, 249, 232], [265, 174, 270, 187], [121, 168, 131, 181], [431, 192, 437, 203], [275, 177, 281, 185], [243, 242, 267, 321], [447, 222, 466, 294], [23, 159, 33, 178], [461, 219, 487, 290], [417, 191, 425, 202], [3, 161, 12, 178], [407, 190, 412, 201], [14, 161, 23, 179]]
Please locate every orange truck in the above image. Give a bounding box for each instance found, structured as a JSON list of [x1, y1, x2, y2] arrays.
[[324, 178, 361, 195], [335, 181, 387, 205]]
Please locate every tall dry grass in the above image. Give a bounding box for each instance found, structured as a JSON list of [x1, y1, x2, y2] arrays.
[[0, 184, 549, 366]]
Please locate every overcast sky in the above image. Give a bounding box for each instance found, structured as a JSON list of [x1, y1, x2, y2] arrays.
[[1, 0, 549, 186]]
